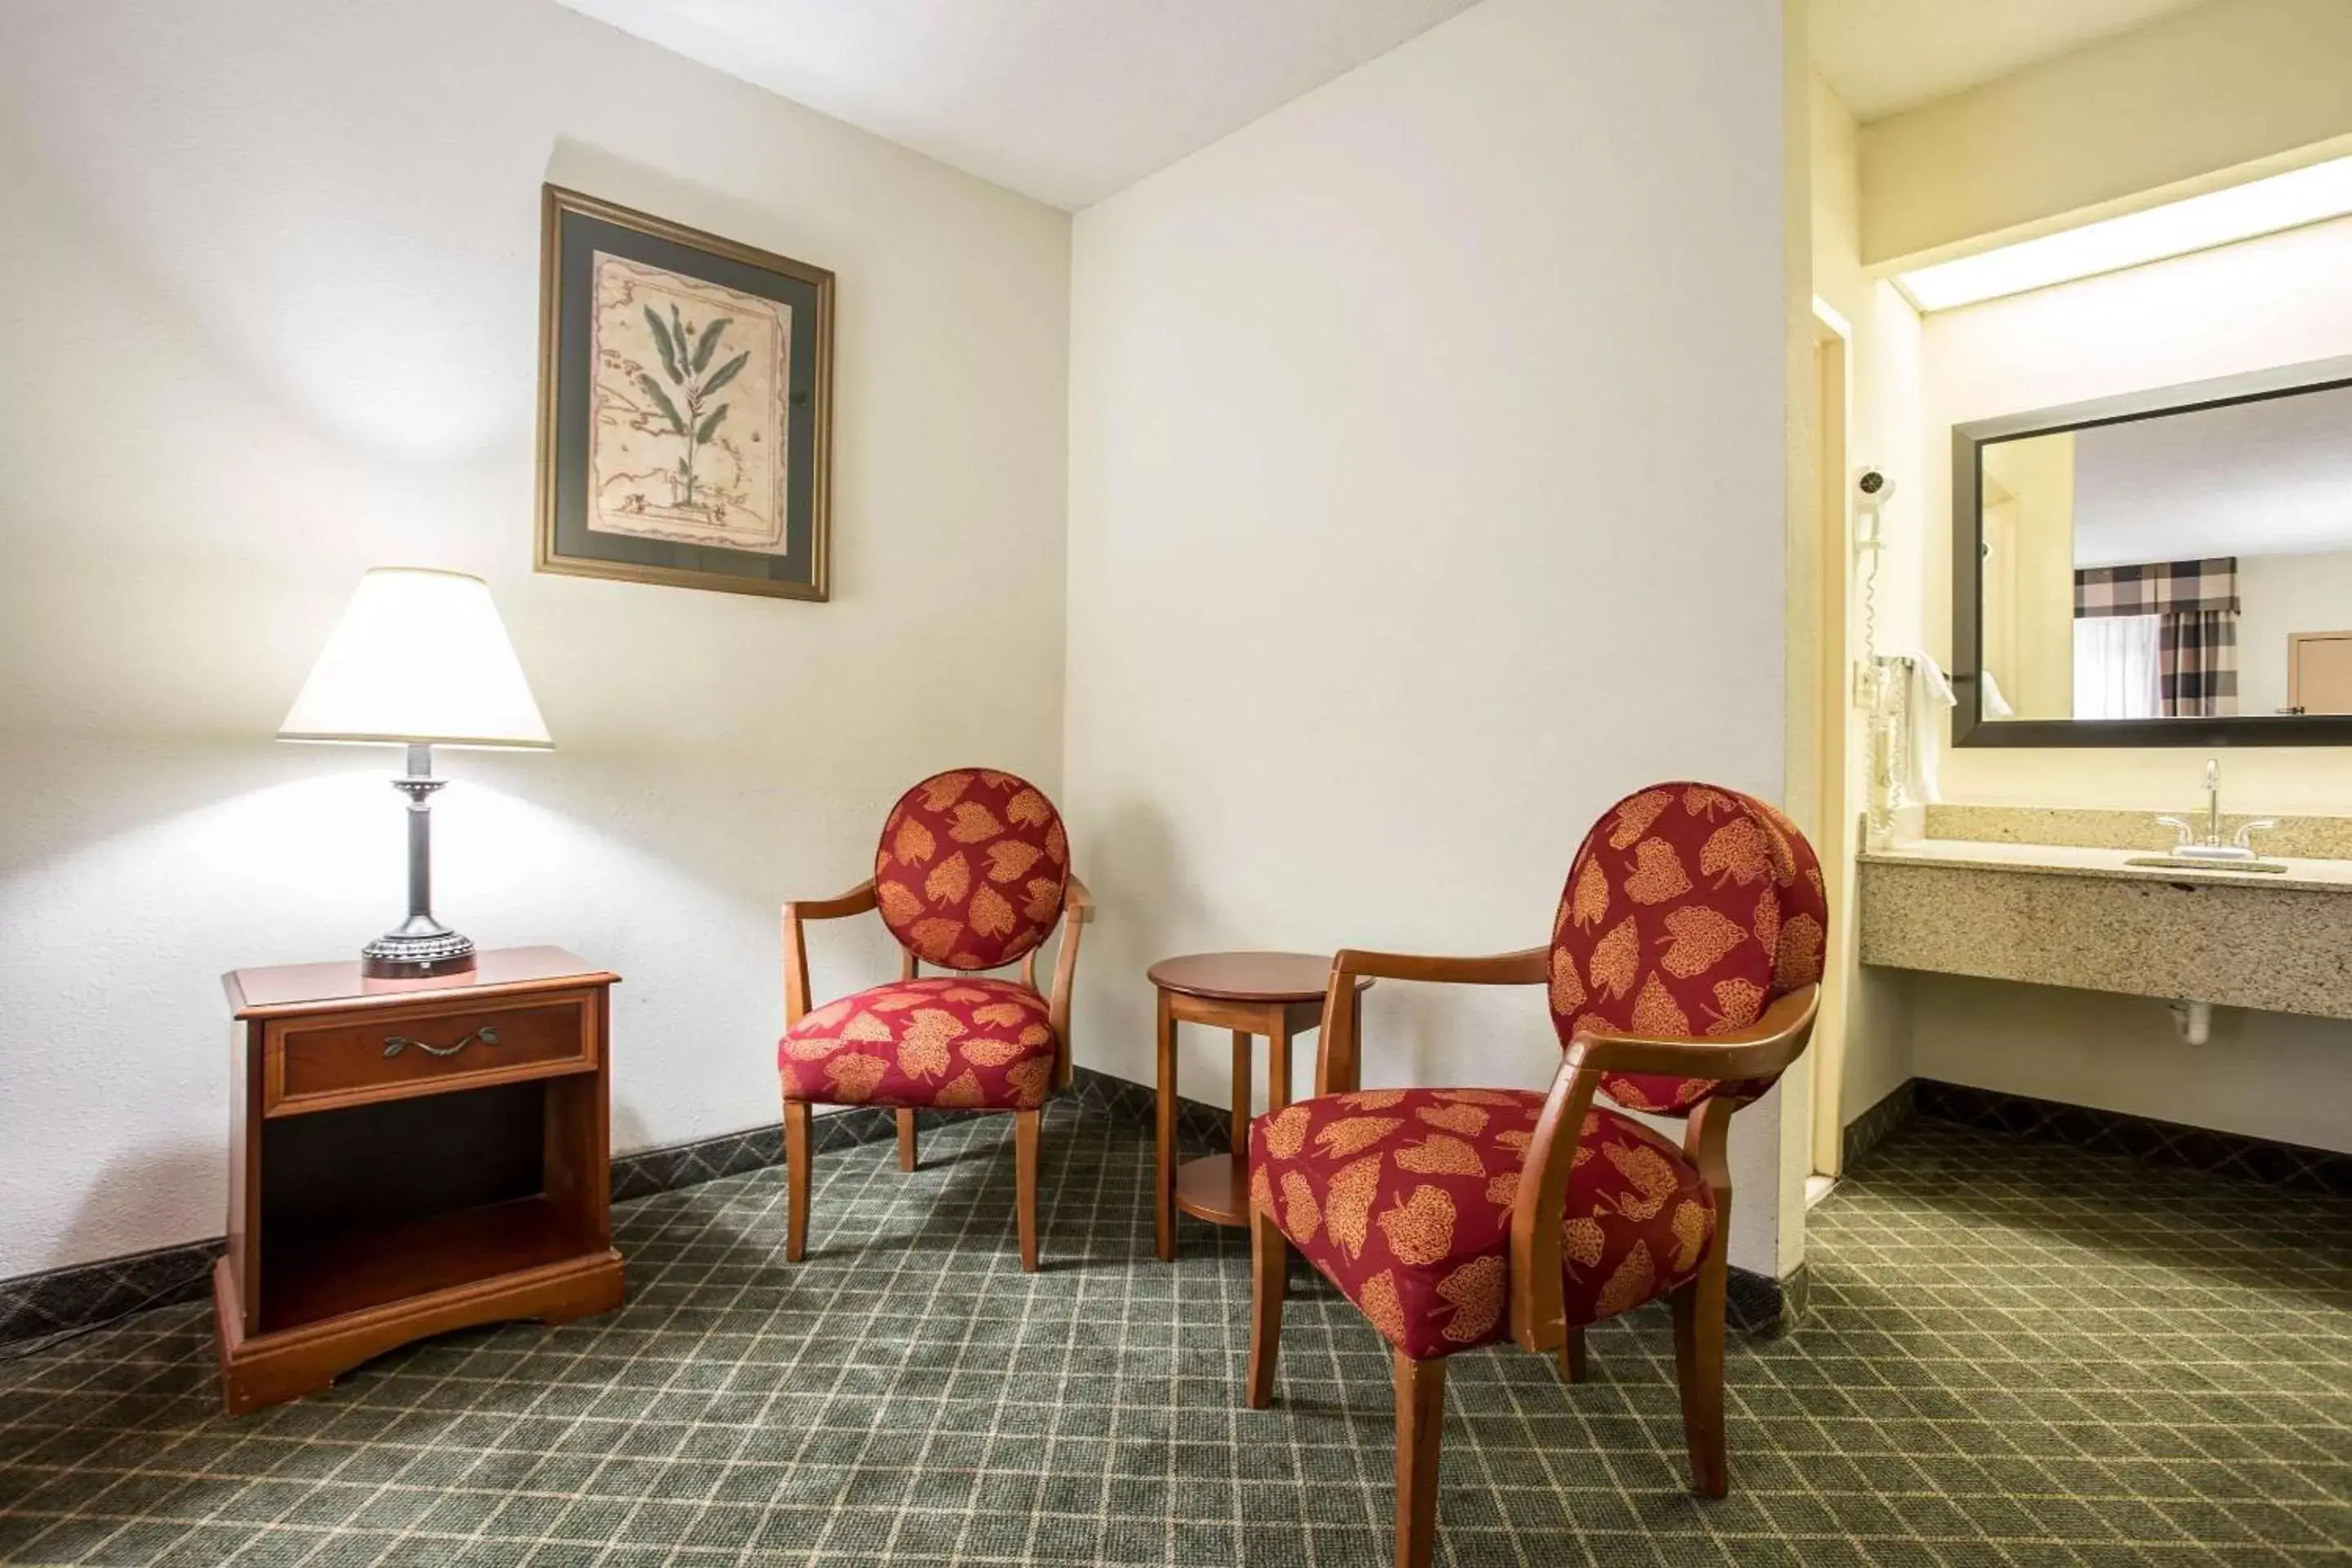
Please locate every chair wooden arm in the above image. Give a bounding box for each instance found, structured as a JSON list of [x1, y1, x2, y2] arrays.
[[781, 879, 878, 1027], [1312, 946, 1548, 1097], [786, 880, 880, 922], [1506, 984, 1819, 1353], [1047, 875, 1091, 1089]]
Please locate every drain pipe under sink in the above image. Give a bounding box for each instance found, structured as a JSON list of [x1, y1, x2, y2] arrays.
[[2171, 1000, 2213, 1045]]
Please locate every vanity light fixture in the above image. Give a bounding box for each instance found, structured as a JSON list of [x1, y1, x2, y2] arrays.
[[1895, 152, 2352, 313]]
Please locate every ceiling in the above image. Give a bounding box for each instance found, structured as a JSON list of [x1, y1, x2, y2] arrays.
[[2070, 384, 2352, 567], [550, 0, 1479, 210], [1811, 0, 2212, 122]]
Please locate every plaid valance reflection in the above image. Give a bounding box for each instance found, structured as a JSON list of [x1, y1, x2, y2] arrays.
[[2073, 556, 2239, 717], [2074, 557, 2238, 618]]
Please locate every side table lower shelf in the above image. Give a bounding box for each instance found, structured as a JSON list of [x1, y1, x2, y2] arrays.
[[1173, 1153, 1252, 1227], [214, 1244, 621, 1417]]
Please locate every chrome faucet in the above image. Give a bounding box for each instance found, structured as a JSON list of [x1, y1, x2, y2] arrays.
[[2156, 759, 2274, 861]]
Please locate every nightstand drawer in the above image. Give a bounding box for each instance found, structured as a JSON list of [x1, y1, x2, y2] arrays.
[[264, 991, 597, 1117]]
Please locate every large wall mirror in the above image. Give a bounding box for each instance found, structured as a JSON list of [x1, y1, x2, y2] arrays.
[[1953, 358, 2352, 746]]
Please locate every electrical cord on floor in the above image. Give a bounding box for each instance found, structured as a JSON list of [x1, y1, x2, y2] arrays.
[[0, 1290, 191, 1365]]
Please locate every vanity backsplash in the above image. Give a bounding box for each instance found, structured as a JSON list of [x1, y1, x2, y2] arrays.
[[1921, 804, 2352, 861]]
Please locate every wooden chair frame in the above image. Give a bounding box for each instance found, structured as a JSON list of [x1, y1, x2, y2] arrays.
[[1247, 945, 1818, 1568], [778, 872, 1092, 1272]]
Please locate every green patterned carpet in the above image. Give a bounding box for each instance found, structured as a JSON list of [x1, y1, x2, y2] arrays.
[[1, 1107, 2345, 1566]]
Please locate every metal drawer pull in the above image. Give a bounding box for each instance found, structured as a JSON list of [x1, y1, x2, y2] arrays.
[[381, 1025, 501, 1060]]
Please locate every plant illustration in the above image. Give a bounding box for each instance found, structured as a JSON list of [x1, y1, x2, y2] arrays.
[[635, 302, 747, 511]]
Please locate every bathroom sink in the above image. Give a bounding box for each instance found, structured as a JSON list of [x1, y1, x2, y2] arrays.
[[2122, 856, 2287, 874]]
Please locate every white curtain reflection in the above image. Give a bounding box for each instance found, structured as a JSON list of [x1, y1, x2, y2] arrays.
[[2074, 614, 2163, 719]]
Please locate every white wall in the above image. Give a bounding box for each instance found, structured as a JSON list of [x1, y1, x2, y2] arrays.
[[2238, 548, 2352, 716], [0, 0, 1071, 1278], [1065, 0, 1799, 1275], [1905, 215, 2352, 1153]]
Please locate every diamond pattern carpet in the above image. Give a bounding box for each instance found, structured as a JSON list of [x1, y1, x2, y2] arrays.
[[0, 1108, 2345, 1566]]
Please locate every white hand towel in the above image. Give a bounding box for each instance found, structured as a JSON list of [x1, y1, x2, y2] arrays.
[[1904, 651, 1958, 804]]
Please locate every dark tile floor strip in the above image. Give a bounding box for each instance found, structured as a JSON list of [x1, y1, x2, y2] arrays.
[[0, 1113, 2345, 1566], [1842, 1079, 1918, 1172], [1913, 1080, 2352, 1196]]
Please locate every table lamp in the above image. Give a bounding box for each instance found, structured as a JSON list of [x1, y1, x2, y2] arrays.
[[278, 568, 553, 978]]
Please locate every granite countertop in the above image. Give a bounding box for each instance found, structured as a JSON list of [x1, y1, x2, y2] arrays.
[[1859, 836, 2352, 895]]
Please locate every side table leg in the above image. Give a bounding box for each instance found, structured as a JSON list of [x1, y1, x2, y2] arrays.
[[1229, 1030, 1253, 1156], [1156, 989, 1178, 1262]]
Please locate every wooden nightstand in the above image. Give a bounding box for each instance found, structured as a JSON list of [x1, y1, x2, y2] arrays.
[[216, 947, 624, 1415]]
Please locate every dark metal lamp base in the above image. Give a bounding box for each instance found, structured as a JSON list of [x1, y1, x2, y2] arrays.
[[362, 928, 477, 981], [363, 743, 477, 981]]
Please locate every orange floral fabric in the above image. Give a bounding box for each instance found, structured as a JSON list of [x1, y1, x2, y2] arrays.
[[777, 977, 1057, 1111], [1248, 1088, 1714, 1360], [873, 769, 1069, 972], [1549, 782, 1826, 1115]]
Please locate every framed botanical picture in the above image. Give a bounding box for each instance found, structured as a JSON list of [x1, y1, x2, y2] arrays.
[[535, 185, 833, 599]]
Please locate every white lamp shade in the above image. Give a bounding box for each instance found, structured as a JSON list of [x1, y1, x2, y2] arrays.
[[279, 568, 554, 748]]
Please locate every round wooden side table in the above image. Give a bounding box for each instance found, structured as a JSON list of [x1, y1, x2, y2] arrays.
[[1146, 951, 1371, 1262]]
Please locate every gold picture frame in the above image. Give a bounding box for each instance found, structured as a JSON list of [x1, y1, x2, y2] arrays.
[[535, 185, 834, 600]]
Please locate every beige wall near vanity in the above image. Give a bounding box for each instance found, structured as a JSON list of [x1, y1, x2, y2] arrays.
[[1921, 215, 2352, 812], [1814, 9, 2352, 1159], [1857, 0, 2352, 267], [1899, 217, 2352, 1156]]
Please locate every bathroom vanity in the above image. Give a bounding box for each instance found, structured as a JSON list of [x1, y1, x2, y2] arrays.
[[1859, 807, 2352, 1021]]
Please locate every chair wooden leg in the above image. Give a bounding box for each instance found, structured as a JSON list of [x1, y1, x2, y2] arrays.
[[1558, 1325, 1588, 1383], [1670, 1248, 1731, 1497], [896, 1109, 918, 1172], [1392, 1351, 1446, 1568], [1013, 1109, 1041, 1272], [1246, 1204, 1287, 1409], [782, 1102, 812, 1263]]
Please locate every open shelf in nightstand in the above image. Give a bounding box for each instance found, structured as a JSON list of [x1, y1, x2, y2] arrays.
[[262, 1194, 596, 1334]]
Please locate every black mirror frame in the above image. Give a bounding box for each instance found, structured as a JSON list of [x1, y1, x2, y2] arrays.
[[1952, 354, 2352, 749]]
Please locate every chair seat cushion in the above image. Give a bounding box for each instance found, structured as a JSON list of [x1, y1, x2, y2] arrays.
[[1248, 1087, 1715, 1359], [778, 977, 1058, 1110]]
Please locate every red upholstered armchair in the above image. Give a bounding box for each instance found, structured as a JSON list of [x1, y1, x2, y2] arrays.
[[1245, 783, 1824, 1568], [777, 769, 1090, 1270]]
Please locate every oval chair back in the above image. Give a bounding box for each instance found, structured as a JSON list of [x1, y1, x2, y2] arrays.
[[873, 768, 1071, 971], [1548, 782, 1827, 1116]]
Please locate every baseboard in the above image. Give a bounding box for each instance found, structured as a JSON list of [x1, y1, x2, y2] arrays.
[[1, 1067, 1803, 1348], [1726, 1263, 1806, 1337], [1840, 1080, 1917, 1170], [0, 1236, 223, 1348], [1913, 1079, 2352, 1196], [608, 1102, 892, 1201], [0, 1067, 1234, 1348]]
